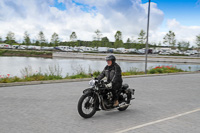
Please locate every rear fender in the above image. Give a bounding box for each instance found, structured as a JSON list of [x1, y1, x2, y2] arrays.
[[126, 88, 135, 95], [129, 88, 135, 95]]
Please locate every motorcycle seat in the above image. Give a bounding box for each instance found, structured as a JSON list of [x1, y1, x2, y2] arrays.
[[121, 84, 129, 90]]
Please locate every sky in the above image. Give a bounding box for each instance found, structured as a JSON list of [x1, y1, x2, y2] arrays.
[[0, 0, 200, 46]]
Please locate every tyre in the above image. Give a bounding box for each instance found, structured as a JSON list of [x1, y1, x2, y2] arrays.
[[77, 93, 96, 118], [118, 92, 131, 111]]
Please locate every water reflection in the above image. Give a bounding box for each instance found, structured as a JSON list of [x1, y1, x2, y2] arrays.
[[0, 57, 200, 77]]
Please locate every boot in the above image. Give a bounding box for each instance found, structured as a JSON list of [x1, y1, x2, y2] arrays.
[[113, 100, 119, 107]]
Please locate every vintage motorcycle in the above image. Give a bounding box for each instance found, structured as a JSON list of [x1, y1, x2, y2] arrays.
[[77, 76, 135, 118]]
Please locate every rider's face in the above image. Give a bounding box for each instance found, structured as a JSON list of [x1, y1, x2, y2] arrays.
[[107, 60, 112, 66]]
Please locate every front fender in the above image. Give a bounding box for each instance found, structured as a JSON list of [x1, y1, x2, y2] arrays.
[[83, 88, 94, 95], [82, 88, 100, 108]]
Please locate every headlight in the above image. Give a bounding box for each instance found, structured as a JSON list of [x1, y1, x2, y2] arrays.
[[89, 79, 95, 87]]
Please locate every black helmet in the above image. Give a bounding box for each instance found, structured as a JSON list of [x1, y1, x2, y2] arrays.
[[106, 55, 116, 63]]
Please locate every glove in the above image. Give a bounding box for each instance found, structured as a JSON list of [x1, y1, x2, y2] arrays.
[[106, 82, 112, 88]]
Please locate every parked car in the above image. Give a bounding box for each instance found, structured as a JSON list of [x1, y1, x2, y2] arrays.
[[11, 45, 19, 49], [85, 47, 93, 52], [187, 50, 197, 55], [0, 44, 12, 49], [159, 52, 170, 55], [136, 49, 145, 54], [178, 51, 184, 55], [27, 45, 41, 50], [184, 51, 191, 56], [18, 45, 27, 49], [57, 46, 69, 51], [170, 49, 180, 54], [41, 47, 54, 50], [98, 47, 108, 53], [152, 49, 160, 54], [145, 49, 153, 54], [107, 48, 114, 53], [128, 48, 137, 53], [73, 47, 80, 52], [116, 48, 125, 53]]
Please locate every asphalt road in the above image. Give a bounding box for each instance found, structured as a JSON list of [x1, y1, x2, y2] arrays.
[[0, 73, 200, 133]]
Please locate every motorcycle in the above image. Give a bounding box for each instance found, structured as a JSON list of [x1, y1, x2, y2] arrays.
[[77, 76, 135, 118]]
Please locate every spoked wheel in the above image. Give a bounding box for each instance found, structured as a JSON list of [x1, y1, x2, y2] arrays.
[[118, 92, 131, 111], [78, 94, 96, 118]]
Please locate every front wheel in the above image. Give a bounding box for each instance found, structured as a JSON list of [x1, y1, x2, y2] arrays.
[[77, 93, 96, 118]]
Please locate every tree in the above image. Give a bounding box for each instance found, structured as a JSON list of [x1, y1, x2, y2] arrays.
[[196, 34, 200, 48], [70, 32, 77, 42], [163, 30, 176, 47], [138, 29, 146, 44], [101, 37, 109, 42], [93, 29, 102, 41], [0, 36, 2, 43], [114, 31, 122, 41], [23, 31, 31, 45], [38, 31, 46, 46], [158, 41, 162, 46], [196, 34, 200, 56], [6, 31, 15, 44], [51, 32, 59, 46], [101, 36, 110, 47], [131, 36, 137, 43], [177, 41, 190, 51], [126, 38, 131, 43], [114, 31, 123, 48]]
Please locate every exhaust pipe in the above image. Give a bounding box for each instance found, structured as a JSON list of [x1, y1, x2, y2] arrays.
[[118, 104, 130, 109]]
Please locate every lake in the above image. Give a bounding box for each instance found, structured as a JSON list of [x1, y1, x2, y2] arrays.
[[0, 57, 200, 77]]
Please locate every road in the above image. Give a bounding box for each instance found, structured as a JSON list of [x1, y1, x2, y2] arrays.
[[0, 73, 200, 133], [53, 52, 200, 64]]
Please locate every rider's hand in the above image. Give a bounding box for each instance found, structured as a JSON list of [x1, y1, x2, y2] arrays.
[[106, 82, 112, 88]]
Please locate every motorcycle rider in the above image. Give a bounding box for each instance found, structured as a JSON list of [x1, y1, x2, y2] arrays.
[[97, 55, 123, 107]]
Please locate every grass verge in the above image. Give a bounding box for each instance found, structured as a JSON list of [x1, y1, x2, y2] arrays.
[[0, 49, 52, 58], [0, 66, 186, 83]]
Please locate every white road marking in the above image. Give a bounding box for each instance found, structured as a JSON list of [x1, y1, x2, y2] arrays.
[[115, 108, 200, 133]]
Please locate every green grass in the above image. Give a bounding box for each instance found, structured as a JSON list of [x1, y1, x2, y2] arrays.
[[0, 66, 187, 83], [0, 49, 52, 57]]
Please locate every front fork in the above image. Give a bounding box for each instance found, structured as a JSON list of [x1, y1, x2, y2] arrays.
[[83, 90, 101, 110]]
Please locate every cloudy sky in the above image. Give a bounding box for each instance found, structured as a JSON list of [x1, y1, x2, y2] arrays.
[[0, 0, 200, 46]]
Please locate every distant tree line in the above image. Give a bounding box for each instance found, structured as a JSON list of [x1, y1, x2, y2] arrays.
[[0, 30, 200, 50]]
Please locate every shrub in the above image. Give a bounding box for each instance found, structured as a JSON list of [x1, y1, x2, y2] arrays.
[[148, 66, 184, 74]]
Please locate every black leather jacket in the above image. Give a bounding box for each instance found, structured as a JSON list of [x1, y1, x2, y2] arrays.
[[97, 63, 123, 84]]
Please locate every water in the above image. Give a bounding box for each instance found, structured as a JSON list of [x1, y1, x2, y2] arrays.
[[0, 57, 200, 77]]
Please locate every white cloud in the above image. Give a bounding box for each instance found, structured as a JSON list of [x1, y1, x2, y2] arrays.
[[0, 0, 164, 43], [166, 19, 200, 46]]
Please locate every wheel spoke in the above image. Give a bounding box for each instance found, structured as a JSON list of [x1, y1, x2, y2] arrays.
[[81, 96, 95, 115]]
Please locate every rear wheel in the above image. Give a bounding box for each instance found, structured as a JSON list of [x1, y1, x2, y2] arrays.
[[78, 93, 96, 118], [118, 92, 131, 111]]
